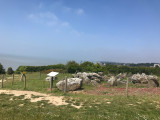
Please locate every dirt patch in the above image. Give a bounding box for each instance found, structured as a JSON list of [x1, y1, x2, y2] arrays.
[[0, 90, 81, 108], [86, 85, 160, 96], [0, 80, 6, 83]]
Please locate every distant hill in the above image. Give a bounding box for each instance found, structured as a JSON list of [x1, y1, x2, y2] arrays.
[[98, 61, 158, 67]]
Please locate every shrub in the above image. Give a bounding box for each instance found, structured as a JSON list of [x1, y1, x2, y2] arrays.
[[0, 63, 5, 74], [7, 67, 14, 74], [66, 61, 81, 73]]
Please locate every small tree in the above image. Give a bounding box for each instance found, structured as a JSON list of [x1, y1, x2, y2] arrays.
[[80, 61, 95, 72], [0, 63, 5, 74], [7, 67, 14, 75], [66, 61, 81, 73]]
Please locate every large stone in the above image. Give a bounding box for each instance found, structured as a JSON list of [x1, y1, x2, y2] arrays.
[[56, 78, 82, 91], [98, 72, 104, 76], [107, 76, 126, 86], [73, 72, 101, 79], [130, 73, 159, 87], [102, 75, 109, 81], [90, 80, 99, 86], [72, 72, 103, 85], [116, 73, 127, 80], [108, 76, 117, 86], [83, 77, 90, 84]]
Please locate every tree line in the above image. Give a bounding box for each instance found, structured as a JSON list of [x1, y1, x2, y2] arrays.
[[1, 61, 160, 75]]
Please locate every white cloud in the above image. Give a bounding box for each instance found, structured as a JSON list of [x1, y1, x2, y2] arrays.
[[28, 12, 58, 26], [28, 10, 82, 36], [76, 8, 84, 15]]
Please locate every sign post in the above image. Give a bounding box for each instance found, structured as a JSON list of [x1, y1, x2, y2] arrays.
[[50, 77, 53, 92], [47, 72, 59, 93]]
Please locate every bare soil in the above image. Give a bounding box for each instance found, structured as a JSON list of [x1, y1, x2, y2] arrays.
[[86, 85, 160, 96]]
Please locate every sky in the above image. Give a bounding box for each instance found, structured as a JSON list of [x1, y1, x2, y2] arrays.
[[0, 0, 160, 68]]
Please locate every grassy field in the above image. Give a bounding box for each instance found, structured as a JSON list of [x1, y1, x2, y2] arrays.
[[0, 72, 160, 120]]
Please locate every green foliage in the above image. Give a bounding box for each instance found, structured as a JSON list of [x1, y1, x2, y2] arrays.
[[0, 63, 5, 74], [7, 67, 14, 75], [15, 64, 65, 73], [66, 61, 81, 73], [14, 61, 160, 75], [80, 61, 95, 72]]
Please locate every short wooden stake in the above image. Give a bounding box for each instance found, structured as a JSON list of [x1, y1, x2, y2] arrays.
[[1, 74, 4, 88], [126, 78, 129, 98], [12, 74, 14, 86], [39, 71, 41, 79], [24, 74, 26, 89], [64, 76, 68, 94]]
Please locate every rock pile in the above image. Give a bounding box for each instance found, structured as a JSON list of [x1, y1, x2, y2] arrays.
[[107, 73, 127, 86], [130, 73, 159, 87], [72, 72, 108, 86], [56, 78, 82, 91]]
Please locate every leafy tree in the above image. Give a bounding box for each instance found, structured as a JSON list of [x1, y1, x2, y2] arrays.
[[93, 63, 103, 72], [66, 61, 81, 73], [7, 67, 14, 74], [0, 63, 5, 74], [80, 61, 95, 72]]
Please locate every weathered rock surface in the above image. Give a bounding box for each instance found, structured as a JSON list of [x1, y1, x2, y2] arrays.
[[90, 80, 99, 86], [107, 73, 127, 86], [130, 73, 159, 87], [72, 72, 104, 85], [116, 73, 127, 80], [102, 75, 110, 81], [108, 76, 117, 86], [56, 78, 82, 91]]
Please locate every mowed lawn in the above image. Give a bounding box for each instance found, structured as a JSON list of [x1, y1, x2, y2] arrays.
[[0, 72, 160, 120]]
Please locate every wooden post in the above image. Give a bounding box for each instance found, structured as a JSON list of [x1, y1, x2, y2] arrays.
[[64, 76, 68, 94], [1, 74, 4, 88], [126, 78, 129, 98], [20, 73, 23, 81], [39, 71, 41, 79], [12, 74, 14, 86], [24, 74, 26, 89], [50, 77, 53, 93]]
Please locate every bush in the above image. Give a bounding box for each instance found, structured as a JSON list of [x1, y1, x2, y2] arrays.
[[7, 67, 14, 75], [66, 61, 81, 73], [0, 63, 5, 74], [80, 61, 95, 72]]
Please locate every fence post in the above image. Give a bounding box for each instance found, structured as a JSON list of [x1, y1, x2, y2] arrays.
[[50, 77, 53, 93], [126, 78, 129, 98], [1, 74, 4, 88], [20, 73, 23, 81], [12, 74, 14, 86], [24, 74, 26, 89], [64, 76, 68, 94], [39, 71, 41, 79]]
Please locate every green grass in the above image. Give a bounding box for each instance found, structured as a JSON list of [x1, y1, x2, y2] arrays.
[[0, 93, 160, 120], [0, 72, 160, 119], [1, 72, 72, 95]]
